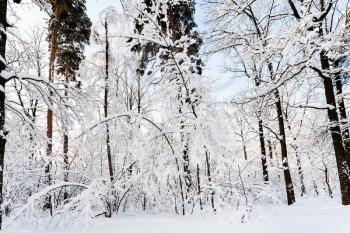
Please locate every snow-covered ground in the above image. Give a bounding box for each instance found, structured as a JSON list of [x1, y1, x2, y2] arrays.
[[5, 198, 350, 233]]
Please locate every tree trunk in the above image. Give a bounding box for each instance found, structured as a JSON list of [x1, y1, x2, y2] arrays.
[[268, 63, 295, 205], [314, 0, 350, 206], [104, 20, 114, 183], [205, 149, 215, 212], [267, 140, 273, 159], [320, 49, 350, 205], [168, 4, 193, 206], [182, 134, 191, 197], [63, 71, 69, 201], [336, 0, 350, 138], [45, 2, 63, 215], [258, 118, 269, 182], [335, 70, 350, 164], [294, 147, 306, 197], [241, 127, 248, 160], [0, 0, 8, 228], [285, 109, 306, 197], [196, 164, 203, 210], [274, 89, 296, 205], [322, 161, 333, 198]]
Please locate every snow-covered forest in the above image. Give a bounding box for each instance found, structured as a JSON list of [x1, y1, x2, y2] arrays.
[[1, 0, 350, 232]]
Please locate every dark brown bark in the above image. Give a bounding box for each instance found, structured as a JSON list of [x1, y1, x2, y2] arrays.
[[45, 2, 64, 215], [258, 118, 269, 182], [0, 0, 8, 228]]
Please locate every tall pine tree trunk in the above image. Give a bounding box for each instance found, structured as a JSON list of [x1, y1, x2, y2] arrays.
[[45, 2, 63, 215], [169, 7, 192, 206]]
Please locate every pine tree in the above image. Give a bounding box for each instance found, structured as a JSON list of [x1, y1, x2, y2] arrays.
[[45, 0, 91, 210], [129, 0, 203, 214], [55, 0, 91, 201], [166, 0, 203, 210]]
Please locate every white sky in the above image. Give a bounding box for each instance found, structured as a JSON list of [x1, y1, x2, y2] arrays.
[[87, 0, 123, 21]]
